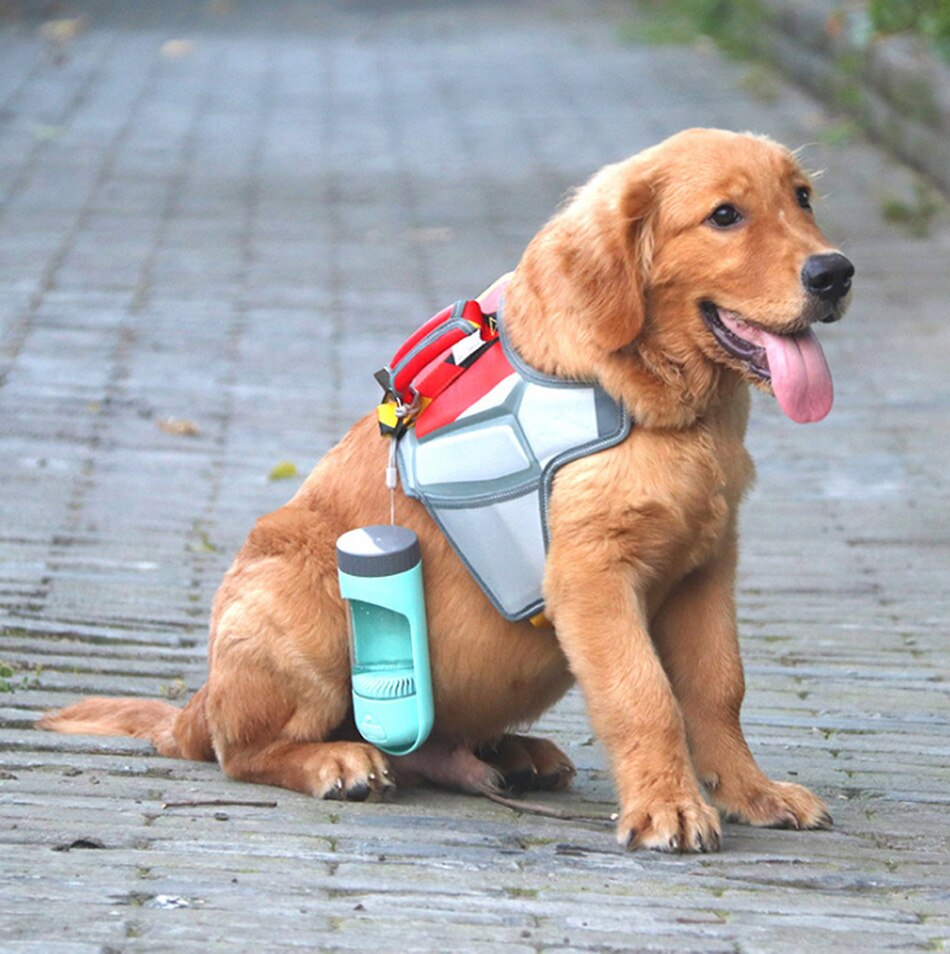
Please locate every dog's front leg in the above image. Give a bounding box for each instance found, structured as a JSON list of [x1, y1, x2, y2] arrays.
[[545, 542, 721, 853], [652, 529, 832, 832]]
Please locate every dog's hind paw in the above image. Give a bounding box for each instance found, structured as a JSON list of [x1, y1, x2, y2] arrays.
[[310, 743, 396, 802], [390, 735, 576, 796], [478, 734, 576, 794], [390, 741, 504, 794]]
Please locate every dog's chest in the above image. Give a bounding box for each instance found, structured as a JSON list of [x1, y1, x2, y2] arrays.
[[551, 415, 751, 586], [654, 422, 752, 576]]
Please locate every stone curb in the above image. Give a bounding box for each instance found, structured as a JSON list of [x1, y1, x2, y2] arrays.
[[758, 0, 950, 192]]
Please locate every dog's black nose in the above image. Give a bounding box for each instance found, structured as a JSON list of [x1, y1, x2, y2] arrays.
[[801, 253, 855, 302]]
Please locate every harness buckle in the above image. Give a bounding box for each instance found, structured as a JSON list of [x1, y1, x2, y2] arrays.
[[376, 367, 422, 439]]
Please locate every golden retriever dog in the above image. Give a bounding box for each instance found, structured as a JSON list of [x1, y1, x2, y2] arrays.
[[40, 128, 853, 853]]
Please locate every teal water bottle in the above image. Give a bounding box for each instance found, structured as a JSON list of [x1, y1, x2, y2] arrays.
[[336, 525, 434, 755]]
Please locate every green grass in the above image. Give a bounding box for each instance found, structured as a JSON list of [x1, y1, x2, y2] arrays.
[[619, 4, 705, 45], [0, 660, 42, 693], [0, 662, 15, 693], [881, 182, 943, 237], [817, 119, 863, 147], [870, 0, 950, 61], [503, 886, 539, 900], [620, 0, 766, 57]]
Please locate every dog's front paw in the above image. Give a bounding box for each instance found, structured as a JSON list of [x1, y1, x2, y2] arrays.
[[616, 789, 721, 853], [712, 777, 832, 830]]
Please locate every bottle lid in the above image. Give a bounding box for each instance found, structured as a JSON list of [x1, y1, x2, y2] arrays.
[[336, 525, 421, 577]]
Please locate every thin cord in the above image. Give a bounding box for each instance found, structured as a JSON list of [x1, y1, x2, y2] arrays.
[[386, 437, 397, 526]]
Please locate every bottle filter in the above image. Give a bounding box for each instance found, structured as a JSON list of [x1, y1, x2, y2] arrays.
[[336, 525, 433, 755]]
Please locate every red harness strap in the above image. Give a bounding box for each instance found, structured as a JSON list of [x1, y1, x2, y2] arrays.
[[390, 301, 481, 396], [375, 274, 514, 438], [376, 298, 499, 435]]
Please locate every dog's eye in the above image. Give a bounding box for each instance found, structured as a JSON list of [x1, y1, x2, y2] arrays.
[[708, 204, 742, 228], [796, 186, 813, 211]]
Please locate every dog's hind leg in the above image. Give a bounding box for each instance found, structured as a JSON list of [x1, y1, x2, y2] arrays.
[[204, 531, 396, 801], [205, 644, 395, 801], [218, 736, 394, 801]]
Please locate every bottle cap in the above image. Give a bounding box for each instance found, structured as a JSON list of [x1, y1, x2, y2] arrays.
[[336, 525, 421, 577]]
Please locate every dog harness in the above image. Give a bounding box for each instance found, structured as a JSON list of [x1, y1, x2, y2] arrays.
[[376, 281, 631, 622]]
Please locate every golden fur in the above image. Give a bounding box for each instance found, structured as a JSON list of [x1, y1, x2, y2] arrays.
[[40, 129, 851, 852]]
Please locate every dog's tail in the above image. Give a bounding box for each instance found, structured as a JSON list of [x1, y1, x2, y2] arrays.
[[37, 687, 215, 762]]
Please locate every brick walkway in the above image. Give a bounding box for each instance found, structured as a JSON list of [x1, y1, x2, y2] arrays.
[[0, 1, 947, 951]]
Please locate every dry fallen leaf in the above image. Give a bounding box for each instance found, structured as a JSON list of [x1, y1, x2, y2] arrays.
[[161, 677, 189, 701], [41, 17, 85, 43], [268, 460, 300, 481], [161, 39, 195, 59], [41, 16, 86, 64], [157, 418, 200, 437]]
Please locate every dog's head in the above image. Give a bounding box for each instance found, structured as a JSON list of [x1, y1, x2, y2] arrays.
[[509, 128, 854, 426]]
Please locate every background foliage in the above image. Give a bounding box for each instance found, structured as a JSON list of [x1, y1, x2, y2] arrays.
[[869, 0, 950, 59]]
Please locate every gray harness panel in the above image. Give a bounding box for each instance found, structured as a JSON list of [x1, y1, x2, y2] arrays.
[[396, 315, 630, 621]]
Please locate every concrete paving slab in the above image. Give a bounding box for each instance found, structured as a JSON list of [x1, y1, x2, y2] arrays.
[[0, 1, 948, 952]]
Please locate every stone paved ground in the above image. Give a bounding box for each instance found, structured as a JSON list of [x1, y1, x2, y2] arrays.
[[0, 1, 947, 952]]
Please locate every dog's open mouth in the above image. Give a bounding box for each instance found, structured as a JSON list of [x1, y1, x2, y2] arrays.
[[700, 302, 834, 424]]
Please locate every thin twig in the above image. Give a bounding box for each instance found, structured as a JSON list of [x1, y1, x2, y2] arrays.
[[161, 799, 278, 810], [482, 790, 614, 828]]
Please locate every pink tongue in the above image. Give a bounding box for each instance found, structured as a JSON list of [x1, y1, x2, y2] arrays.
[[760, 326, 834, 423]]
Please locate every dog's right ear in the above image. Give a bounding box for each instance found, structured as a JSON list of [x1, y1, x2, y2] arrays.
[[591, 166, 656, 352], [529, 158, 657, 355], [508, 156, 658, 364]]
